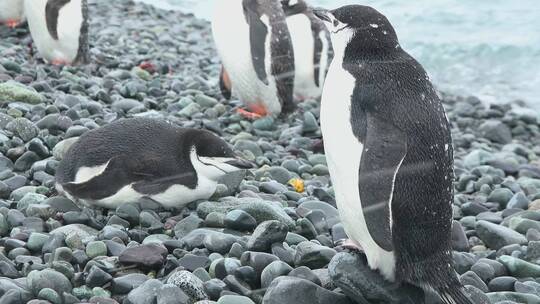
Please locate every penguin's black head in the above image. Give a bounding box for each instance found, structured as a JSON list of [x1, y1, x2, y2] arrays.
[[187, 130, 253, 180], [314, 5, 399, 58], [281, 0, 308, 16]]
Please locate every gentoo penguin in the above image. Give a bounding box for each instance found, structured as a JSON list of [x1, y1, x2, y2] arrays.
[[55, 118, 252, 209], [281, 0, 332, 100], [212, 0, 295, 119], [315, 5, 473, 304], [0, 0, 25, 28], [24, 0, 89, 65]]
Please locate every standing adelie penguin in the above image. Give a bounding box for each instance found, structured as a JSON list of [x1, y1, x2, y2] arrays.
[[212, 0, 295, 119], [315, 5, 473, 304], [281, 0, 332, 100], [24, 0, 89, 65], [55, 118, 252, 209], [0, 0, 25, 28]]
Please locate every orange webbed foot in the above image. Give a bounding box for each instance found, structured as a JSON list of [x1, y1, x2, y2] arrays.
[[237, 102, 268, 120], [5, 19, 21, 28], [51, 59, 70, 66], [237, 108, 264, 120]]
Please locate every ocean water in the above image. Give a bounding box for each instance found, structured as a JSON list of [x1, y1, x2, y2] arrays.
[[136, 0, 540, 109]]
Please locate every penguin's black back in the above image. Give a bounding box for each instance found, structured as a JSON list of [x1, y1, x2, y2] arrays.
[[56, 118, 228, 199]]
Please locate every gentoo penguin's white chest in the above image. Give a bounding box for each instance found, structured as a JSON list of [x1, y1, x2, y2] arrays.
[[211, 0, 281, 115], [0, 0, 25, 25], [320, 57, 397, 281], [24, 0, 85, 64]]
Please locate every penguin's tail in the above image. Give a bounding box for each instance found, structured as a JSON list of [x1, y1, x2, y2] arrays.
[[436, 285, 474, 304], [398, 255, 474, 304], [421, 269, 474, 304]]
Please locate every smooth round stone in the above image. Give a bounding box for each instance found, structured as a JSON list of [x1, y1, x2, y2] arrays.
[[247, 220, 288, 252], [460, 271, 489, 292], [179, 254, 211, 272], [217, 295, 255, 304], [157, 284, 191, 304], [111, 273, 149, 294], [167, 270, 208, 302], [488, 276, 517, 292], [224, 210, 257, 231], [204, 279, 227, 301], [126, 279, 163, 304], [288, 266, 321, 286], [261, 261, 293, 288], [210, 258, 241, 280], [86, 266, 113, 288], [37, 288, 61, 304], [28, 269, 72, 296], [294, 241, 336, 269], [507, 192, 530, 210], [86, 241, 107, 258], [27, 232, 49, 252], [470, 262, 495, 283], [17, 192, 47, 211]]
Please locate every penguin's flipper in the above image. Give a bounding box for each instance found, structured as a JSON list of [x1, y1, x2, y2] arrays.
[[243, 0, 269, 85], [61, 156, 132, 200], [359, 112, 407, 251], [219, 65, 232, 100], [45, 0, 71, 40]]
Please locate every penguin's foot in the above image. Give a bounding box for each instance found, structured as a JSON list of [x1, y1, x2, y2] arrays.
[[51, 59, 70, 66], [237, 103, 268, 120], [339, 239, 364, 252], [5, 19, 21, 28], [237, 108, 263, 120]]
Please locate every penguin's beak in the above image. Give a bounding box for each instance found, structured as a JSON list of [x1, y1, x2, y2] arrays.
[[225, 158, 253, 169], [313, 8, 331, 23]]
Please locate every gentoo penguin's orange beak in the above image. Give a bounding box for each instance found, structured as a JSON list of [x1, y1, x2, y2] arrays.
[[313, 8, 332, 23]]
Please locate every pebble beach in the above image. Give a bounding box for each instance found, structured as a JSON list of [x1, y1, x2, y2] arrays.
[[0, 1, 540, 304]]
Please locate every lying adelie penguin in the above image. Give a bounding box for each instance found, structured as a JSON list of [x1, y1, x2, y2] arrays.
[[213, 0, 295, 119], [281, 0, 332, 100], [315, 5, 474, 304], [0, 0, 25, 28], [55, 118, 252, 209], [24, 0, 89, 65]]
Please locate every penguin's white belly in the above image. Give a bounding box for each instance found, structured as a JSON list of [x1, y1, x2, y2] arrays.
[[287, 14, 320, 99], [212, 0, 281, 114], [0, 0, 25, 23], [24, 0, 82, 63], [321, 61, 396, 281], [57, 164, 218, 209]]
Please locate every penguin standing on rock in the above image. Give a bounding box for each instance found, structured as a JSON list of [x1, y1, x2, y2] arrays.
[[0, 0, 25, 28], [24, 0, 89, 65], [212, 0, 295, 119], [315, 5, 473, 304], [281, 0, 332, 100], [55, 118, 252, 209]]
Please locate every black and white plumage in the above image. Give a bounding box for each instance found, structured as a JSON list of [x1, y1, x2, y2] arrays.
[[212, 0, 295, 117], [0, 0, 25, 28], [24, 0, 89, 65], [55, 118, 252, 209], [315, 5, 473, 304], [281, 0, 332, 100]]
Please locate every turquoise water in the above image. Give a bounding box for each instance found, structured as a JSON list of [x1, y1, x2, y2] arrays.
[[136, 0, 540, 109]]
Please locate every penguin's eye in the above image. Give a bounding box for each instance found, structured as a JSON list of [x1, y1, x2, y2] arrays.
[[333, 19, 339, 27]]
